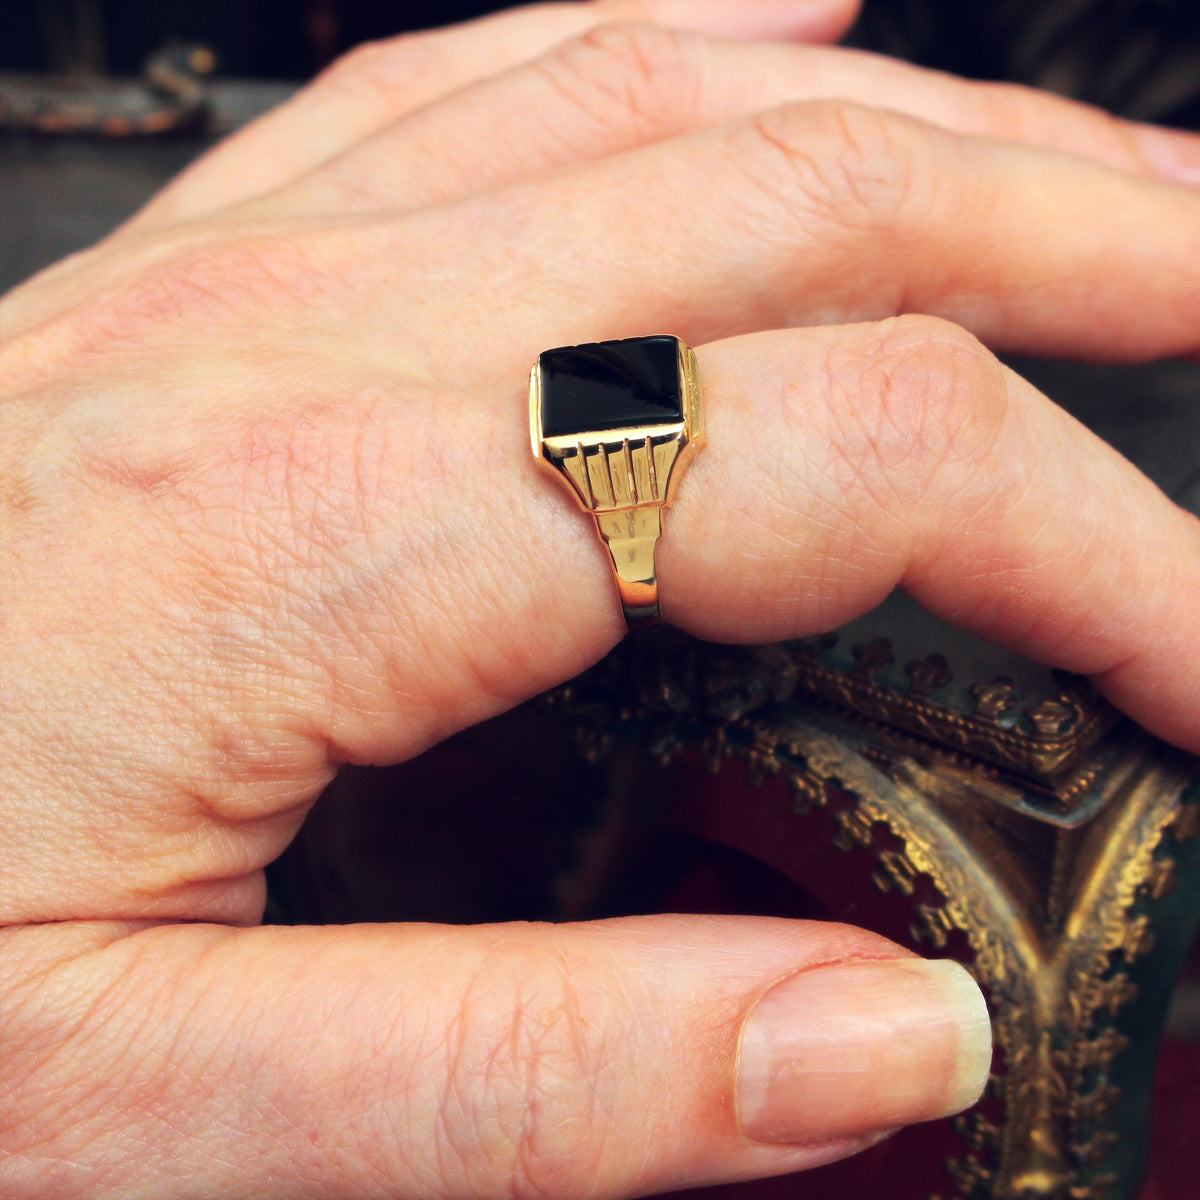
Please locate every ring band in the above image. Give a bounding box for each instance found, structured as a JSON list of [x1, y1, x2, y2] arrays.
[[530, 335, 703, 628]]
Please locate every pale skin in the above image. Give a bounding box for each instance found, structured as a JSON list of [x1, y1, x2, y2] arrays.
[[1, 0, 1199, 1196]]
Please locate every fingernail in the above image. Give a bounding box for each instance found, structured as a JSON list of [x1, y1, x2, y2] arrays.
[[1132, 126, 1200, 187], [738, 958, 992, 1145]]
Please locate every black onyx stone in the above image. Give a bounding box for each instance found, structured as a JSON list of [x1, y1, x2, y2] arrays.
[[539, 336, 683, 438]]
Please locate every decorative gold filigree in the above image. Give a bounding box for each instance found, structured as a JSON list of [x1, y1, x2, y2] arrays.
[[792, 636, 1116, 791], [548, 632, 1200, 1200], [747, 725, 1195, 1200]]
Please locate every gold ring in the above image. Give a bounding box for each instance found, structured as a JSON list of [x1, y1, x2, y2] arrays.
[[530, 335, 703, 629]]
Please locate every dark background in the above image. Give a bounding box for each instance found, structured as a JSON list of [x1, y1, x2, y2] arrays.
[[3, 0, 1199, 126]]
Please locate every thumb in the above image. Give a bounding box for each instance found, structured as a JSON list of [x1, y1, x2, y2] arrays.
[[1, 914, 991, 1199]]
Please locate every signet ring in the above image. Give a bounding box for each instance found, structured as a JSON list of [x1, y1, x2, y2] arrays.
[[530, 335, 703, 629]]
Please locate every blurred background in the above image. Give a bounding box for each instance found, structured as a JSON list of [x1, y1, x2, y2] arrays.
[[2, 0, 1199, 124]]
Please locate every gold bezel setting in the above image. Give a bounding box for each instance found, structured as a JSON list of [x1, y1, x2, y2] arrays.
[[531, 336, 702, 627]]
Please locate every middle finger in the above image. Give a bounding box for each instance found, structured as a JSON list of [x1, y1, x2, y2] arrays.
[[268, 25, 1200, 219]]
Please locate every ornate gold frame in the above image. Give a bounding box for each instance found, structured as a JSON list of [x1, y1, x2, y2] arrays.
[[550, 632, 1200, 1200]]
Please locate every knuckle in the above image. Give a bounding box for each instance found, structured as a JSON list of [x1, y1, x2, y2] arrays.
[[315, 35, 413, 98], [69, 371, 386, 587], [64, 231, 321, 354], [830, 315, 1008, 500], [440, 936, 608, 1197], [740, 100, 925, 235], [534, 22, 702, 137], [128, 241, 269, 325]]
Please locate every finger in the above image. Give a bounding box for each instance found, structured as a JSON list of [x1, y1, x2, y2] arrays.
[[127, 0, 859, 233], [0, 915, 991, 1198], [383, 98, 1199, 364], [237, 318, 1197, 765], [666, 319, 1200, 753], [271, 26, 1200, 218]]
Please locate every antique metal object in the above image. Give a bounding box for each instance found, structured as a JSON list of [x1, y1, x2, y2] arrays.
[[549, 619, 1200, 1200], [530, 335, 703, 627], [0, 43, 216, 136]]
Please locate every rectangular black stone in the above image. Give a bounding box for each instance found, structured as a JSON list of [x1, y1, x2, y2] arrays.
[[539, 336, 683, 438]]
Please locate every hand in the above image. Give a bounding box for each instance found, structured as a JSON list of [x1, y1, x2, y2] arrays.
[[3, 1, 1198, 1196]]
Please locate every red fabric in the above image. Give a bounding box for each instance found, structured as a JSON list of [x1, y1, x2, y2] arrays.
[[1139, 1036, 1200, 1200]]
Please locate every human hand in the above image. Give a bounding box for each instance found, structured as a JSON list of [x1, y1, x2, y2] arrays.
[[3, 1, 1199, 1196]]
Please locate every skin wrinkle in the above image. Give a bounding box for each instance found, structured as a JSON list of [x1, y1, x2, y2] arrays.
[[530, 24, 684, 147], [315, 33, 438, 108], [818, 101, 921, 233], [106, 382, 408, 778], [507, 981, 596, 1199], [364, 999, 424, 1181], [131, 934, 277, 1178], [254, 991, 349, 1165], [725, 111, 852, 260], [548, 102, 1194, 355], [776, 321, 1002, 584], [0, 234, 220, 381], [892, 140, 992, 332], [851, 328, 999, 527], [3, 540, 319, 912], [390, 973, 474, 1193], [111, 946, 245, 1183], [473, 949, 581, 1192], [190, 0, 858, 188], [0, 919, 978, 1194], [915, 520, 1156, 676], [419, 937, 616, 1198], [522, 962, 631, 1199], [678, 319, 1200, 710], [359, 454, 606, 750], [874, 328, 1008, 509], [4, 941, 179, 1160], [71, 233, 323, 361], [1085, 513, 1200, 680], [435, 951, 485, 1184], [743, 101, 918, 263], [901, 363, 1191, 676]]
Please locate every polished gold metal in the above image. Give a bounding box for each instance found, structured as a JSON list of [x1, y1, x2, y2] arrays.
[[530, 338, 703, 628]]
